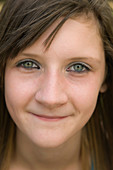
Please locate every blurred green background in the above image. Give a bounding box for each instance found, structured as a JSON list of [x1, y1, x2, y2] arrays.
[[0, 0, 4, 10]]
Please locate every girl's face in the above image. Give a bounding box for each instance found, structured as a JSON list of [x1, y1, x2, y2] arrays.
[[5, 17, 106, 148]]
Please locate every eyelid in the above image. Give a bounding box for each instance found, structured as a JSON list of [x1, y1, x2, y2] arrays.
[[15, 58, 41, 67], [66, 61, 92, 70]]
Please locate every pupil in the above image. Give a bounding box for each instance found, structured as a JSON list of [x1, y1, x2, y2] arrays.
[[25, 62, 32, 67], [75, 65, 82, 71]]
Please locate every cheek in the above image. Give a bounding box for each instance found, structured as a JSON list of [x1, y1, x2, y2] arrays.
[[4, 71, 36, 116], [4, 72, 39, 131], [69, 86, 99, 131], [68, 79, 100, 118]]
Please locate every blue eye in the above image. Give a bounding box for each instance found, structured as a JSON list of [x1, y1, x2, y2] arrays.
[[67, 62, 90, 73], [16, 59, 40, 70]]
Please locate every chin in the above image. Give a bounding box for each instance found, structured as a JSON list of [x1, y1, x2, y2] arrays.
[[29, 132, 70, 149]]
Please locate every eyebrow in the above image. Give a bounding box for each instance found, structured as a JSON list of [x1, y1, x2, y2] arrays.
[[21, 53, 41, 59], [21, 52, 101, 64], [68, 57, 101, 64]]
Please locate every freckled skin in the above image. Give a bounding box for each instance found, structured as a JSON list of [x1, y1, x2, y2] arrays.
[[5, 17, 106, 150]]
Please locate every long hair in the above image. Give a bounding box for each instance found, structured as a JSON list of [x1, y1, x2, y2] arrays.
[[0, 0, 113, 170]]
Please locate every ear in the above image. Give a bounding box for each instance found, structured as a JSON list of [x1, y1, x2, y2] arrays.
[[100, 66, 108, 93], [100, 82, 107, 93]]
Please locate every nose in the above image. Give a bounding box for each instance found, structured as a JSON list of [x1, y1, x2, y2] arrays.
[[35, 72, 68, 109]]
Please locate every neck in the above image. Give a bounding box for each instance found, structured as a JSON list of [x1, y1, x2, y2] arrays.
[[11, 129, 82, 170]]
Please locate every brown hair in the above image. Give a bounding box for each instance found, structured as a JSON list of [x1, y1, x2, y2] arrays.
[[0, 0, 113, 170]]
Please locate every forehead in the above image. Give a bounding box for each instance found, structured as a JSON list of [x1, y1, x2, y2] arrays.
[[22, 15, 104, 60], [43, 13, 101, 42]]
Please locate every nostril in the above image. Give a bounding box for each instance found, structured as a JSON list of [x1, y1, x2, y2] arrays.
[[35, 88, 68, 109], [34, 73, 68, 109]]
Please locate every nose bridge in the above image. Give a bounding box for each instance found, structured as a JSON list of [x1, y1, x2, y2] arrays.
[[35, 71, 68, 108], [46, 71, 61, 94]]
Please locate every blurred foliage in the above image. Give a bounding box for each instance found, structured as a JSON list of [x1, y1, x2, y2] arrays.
[[109, 2, 113, 8], [0, 4, 3, 10], [0, 0, 5, 10]]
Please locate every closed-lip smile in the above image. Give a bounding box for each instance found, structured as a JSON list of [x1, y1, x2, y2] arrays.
[[31, 113, 69, 122]]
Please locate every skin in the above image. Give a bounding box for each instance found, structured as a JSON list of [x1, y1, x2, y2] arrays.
[[5, 16, 106, 170]]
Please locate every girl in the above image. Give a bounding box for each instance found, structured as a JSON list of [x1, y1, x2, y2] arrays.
[[0, 0, 113, 170]]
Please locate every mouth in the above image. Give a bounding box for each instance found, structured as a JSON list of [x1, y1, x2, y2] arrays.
[[31, 113, 69, 122]]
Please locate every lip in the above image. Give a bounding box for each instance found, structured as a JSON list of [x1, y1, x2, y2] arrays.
[[31, 113, 69, 122]]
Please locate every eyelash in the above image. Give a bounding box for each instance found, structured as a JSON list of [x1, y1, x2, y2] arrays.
[[16, 59, 41, 70], [16, 59, 91, 74], [66, 62, 90, 73]]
